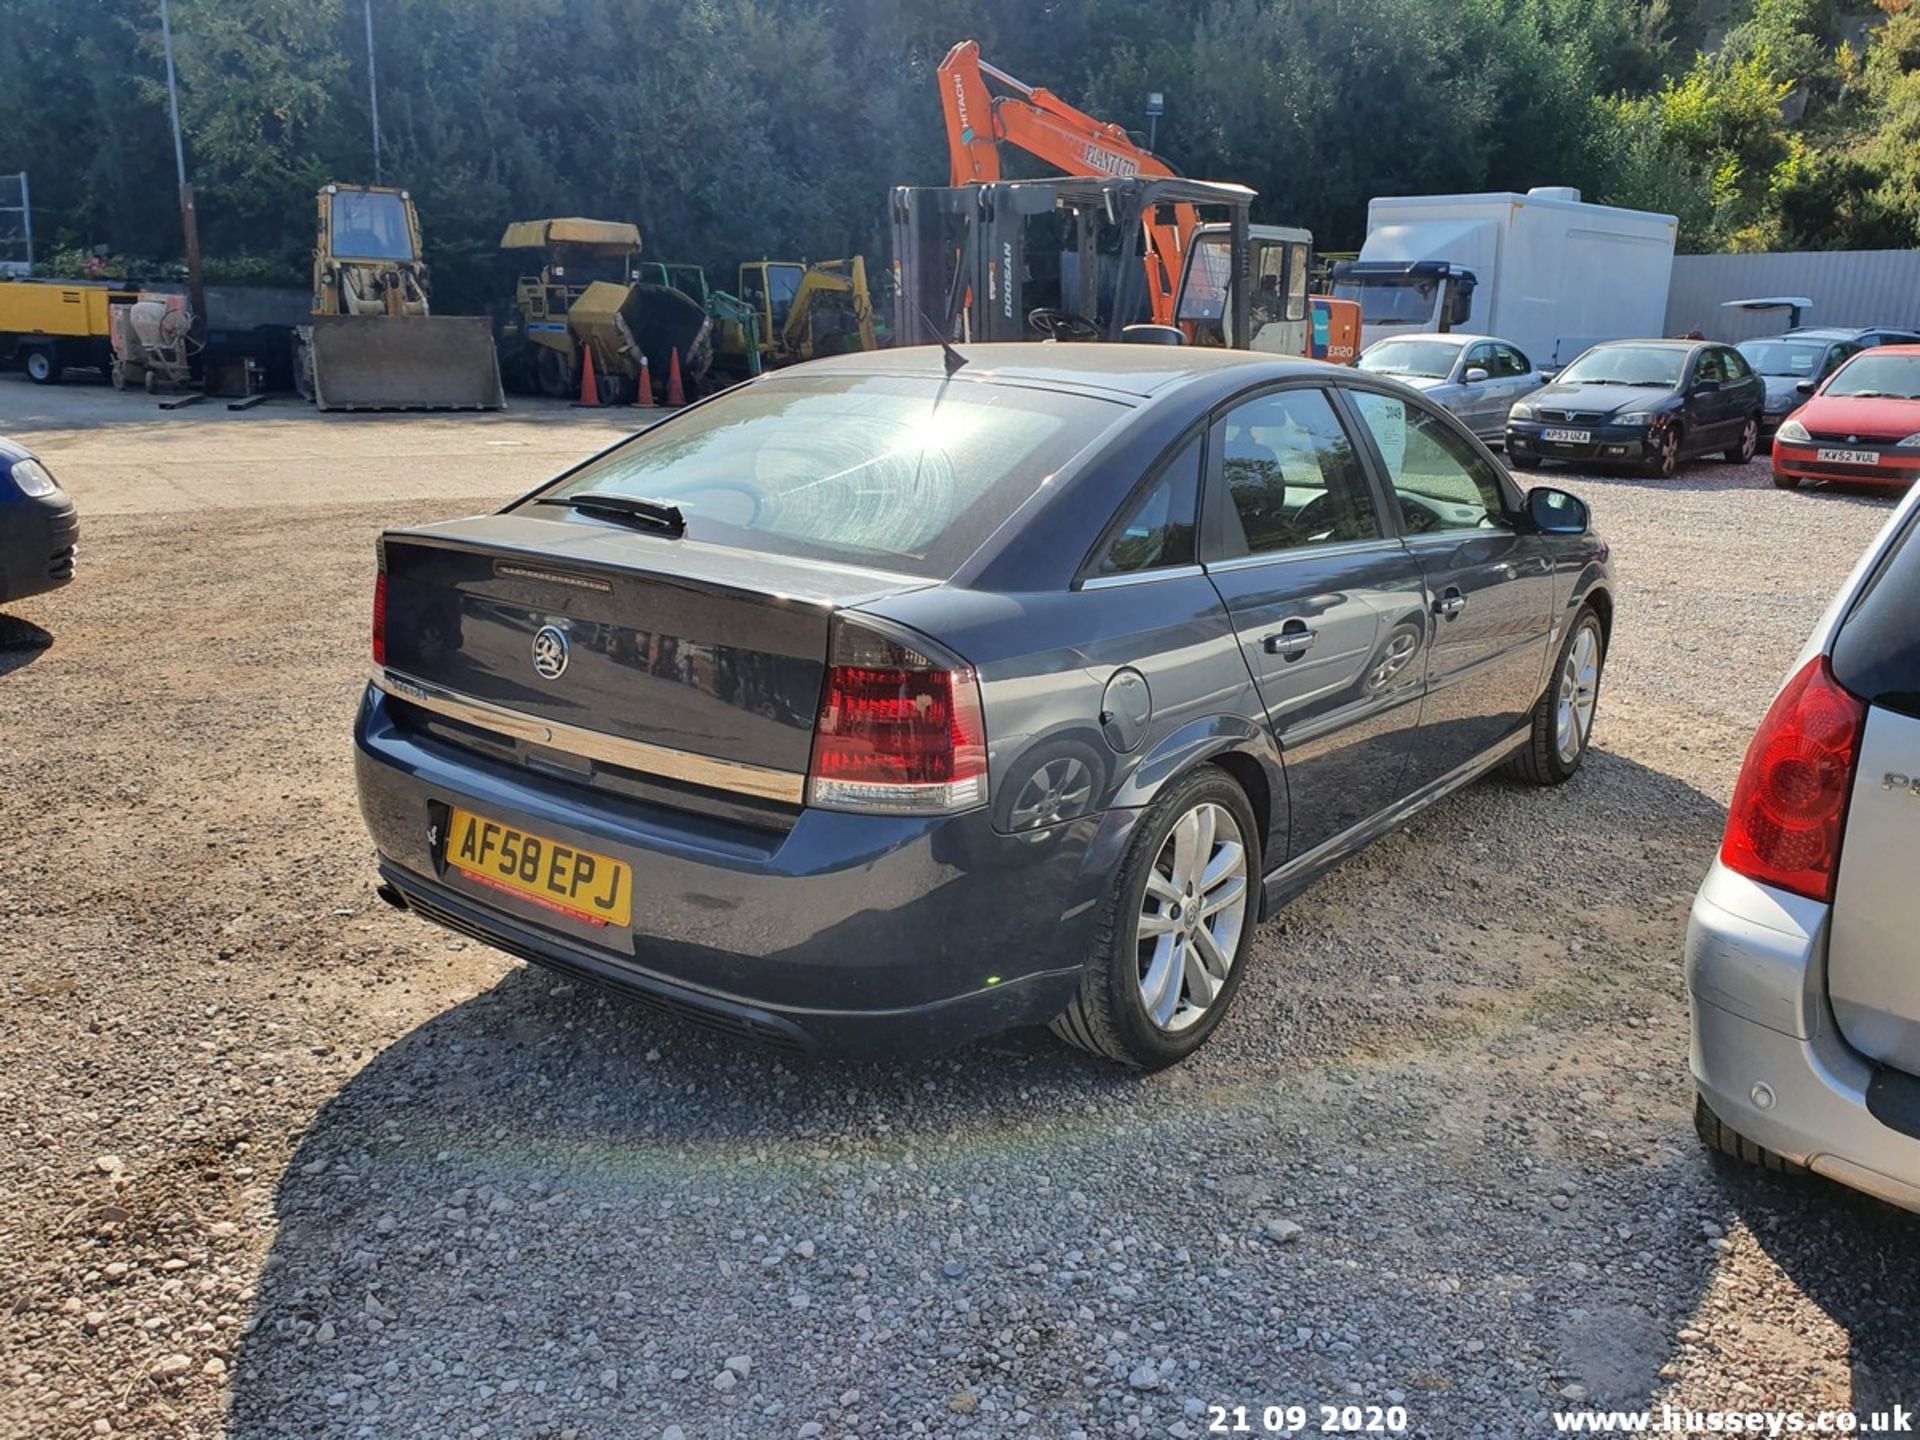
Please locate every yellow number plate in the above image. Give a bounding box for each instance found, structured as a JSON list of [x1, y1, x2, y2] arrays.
[[446, 808, 632, 929]]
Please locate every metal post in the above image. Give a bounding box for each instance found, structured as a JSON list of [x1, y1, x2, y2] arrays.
[[17, 173, 30, 271], [159, 0, 206, 332], [365, 0, 382, 185], [1145, 92, 1164, 153]]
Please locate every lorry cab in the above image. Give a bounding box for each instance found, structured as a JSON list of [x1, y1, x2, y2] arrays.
[[1328, 258, 1477, 343]]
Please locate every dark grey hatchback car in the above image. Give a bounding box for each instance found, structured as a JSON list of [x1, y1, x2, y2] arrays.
[[356, 345, 1614, 1068]]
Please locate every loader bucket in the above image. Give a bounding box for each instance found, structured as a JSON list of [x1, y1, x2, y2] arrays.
[[308, 314, 505, 411]]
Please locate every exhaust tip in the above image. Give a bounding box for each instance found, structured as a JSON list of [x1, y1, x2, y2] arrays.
[[375, 881, 409, 912]]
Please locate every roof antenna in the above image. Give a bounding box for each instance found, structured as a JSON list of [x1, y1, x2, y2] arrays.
[[915, 302, 969, 376]]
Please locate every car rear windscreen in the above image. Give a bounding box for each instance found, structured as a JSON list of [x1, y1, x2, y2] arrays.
[[531, 372, 1128, 577], [1833, 506, 1920, 719]]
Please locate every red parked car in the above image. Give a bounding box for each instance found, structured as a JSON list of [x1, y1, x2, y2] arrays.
[[1772, 344, 1920, 490]]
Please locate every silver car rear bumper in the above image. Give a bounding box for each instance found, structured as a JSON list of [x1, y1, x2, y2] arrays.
[[1686, 859, 1920, 1211]]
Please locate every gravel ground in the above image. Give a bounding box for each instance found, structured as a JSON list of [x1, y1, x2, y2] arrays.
[[2, 374, 1916, 1440]]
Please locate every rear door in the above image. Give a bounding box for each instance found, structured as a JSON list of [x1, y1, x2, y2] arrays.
[[1342, 386, 1555, 788], [1202, 384, 1430, 861], [1827, 506, 1920, 1075]]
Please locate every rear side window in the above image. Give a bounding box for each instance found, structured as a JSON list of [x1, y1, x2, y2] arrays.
[[1494, 344, 1532, 377], [1721, 348, 1752, 380], [1089, 434, 1200, 578], [536, 374, 1125, 577], [1833, 512, 1920, 719]]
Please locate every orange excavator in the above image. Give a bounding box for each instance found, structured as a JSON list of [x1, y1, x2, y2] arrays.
[[936, 40, 1359, 360], [940, 40, 1195, 330]]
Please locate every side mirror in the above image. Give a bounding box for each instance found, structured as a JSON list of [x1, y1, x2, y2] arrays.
[[1462, 366, 1489, 384], [1538, 367, 1560, 383], [1524, 485, 1589, 535], [1795, 378, 1815, 394]]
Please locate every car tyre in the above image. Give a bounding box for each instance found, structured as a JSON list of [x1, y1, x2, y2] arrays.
[[1504, 605, 1605, 785], [1509, 452, 1541, 471], [1772, 471, 1802, 490], [1724, 415, 1758, 464], [23, 345, 60, 385], [1051, 765, 1261, 1071], [1694, 1093, 1806, 1177], [1643, 423, 1680, 478]]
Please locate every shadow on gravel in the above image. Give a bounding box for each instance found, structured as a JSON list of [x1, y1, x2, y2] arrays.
[[0, 612, 53, 674], [221, 749, 1907, 1434], [1710, 1157, 1920, 1411]]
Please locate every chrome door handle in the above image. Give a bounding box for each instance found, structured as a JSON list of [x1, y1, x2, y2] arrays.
[[1263, 624, 1318, 657], [1432, 592, 1467, 620]]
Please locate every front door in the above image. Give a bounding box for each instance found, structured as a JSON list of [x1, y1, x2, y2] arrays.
[[1683, 347, 1737, 450], [1457, 342, 1504, 438], [1343, 388, 1556, 789], [1202, 385, 1431, 862], [1483, 342, 1539, 441]]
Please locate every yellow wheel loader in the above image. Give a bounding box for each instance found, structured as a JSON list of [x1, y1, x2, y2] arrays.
[[293, 184, 503, 411], [715, 258, 877, 377], [498, 218, 712, 403]]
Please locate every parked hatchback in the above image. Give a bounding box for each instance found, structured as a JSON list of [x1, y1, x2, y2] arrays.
[[1355, 333, 1544, 442], [1507, 339, 1764, 477], [357, 345, 1614, 1068], [1690, 481, 1920, 1210], [1770, 345, 1920, 492]]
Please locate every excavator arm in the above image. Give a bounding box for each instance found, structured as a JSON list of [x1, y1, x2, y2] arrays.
[[937, 40, 1194, 328]]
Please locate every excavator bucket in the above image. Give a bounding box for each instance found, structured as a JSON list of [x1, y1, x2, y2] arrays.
[[307, 314, 505, 412]]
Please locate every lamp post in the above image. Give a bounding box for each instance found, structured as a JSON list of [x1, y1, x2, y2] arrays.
[[158, 0, 206, 335], [1145, 91, 1164, 153], [365, 0, 383, 184]]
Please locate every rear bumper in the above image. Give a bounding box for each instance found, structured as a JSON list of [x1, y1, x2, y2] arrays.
[[1686, 860, 1920, 1211], [0, 492, 77, 603], [354, 686, 1113, 1056], [1771, 440, 1920, 488]]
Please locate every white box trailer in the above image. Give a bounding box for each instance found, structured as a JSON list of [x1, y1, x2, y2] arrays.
[[1330, 187, 1678, 368]]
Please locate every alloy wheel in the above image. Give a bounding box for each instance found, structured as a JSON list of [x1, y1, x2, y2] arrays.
[[1134, 802, 1250, 1032], [1655, 428, 1679, 477], [1555, 622, 1601, 765], [1736, 418, 1758, 462]]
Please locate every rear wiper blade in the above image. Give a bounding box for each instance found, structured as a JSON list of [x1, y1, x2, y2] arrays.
[[535, 492, 686, 536]]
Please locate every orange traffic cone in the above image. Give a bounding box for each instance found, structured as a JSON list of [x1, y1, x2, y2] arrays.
[[576, 345, 602, 407], [666, 347, 686, 407], [634, 354, 654, 408]]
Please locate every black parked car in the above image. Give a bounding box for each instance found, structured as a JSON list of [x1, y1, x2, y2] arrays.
[[0, 439, 77, 605], [1737, 326, 1920, 442], [357, 345, 1615, 1068], [1506, 339, 1765, 477]]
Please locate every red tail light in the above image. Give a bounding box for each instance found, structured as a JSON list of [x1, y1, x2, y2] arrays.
[[808, 621, 987, 815], [372, 570, 389, 667], [1720, 656, 1866, 901]]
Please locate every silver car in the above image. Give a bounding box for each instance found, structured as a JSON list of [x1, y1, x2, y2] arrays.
[[1355, 333, 1544, 442], [1689, 480, 1920, 1210]]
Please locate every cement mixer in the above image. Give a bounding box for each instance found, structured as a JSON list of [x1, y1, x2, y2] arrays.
[[109, 294, 195, 395]]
